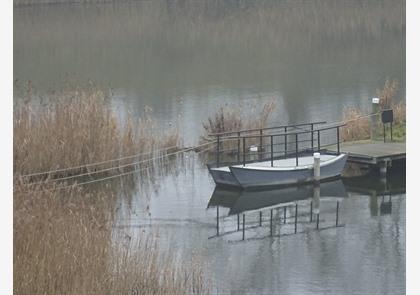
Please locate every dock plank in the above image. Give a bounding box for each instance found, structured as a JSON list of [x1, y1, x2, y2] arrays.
[[339, 141, 405, 164]]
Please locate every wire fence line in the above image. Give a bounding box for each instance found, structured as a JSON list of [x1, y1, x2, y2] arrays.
[[17, 141, 217, 189], [17, 111, 386, 191], [20, 144, 181, 178]]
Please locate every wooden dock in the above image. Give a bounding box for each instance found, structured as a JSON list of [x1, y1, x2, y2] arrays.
[[339, 141, 405, 165]]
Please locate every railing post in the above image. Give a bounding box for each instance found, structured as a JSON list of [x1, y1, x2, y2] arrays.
[[311, 123, 314, 152], [317, 130, 321, 152], [216, 135, 220, 168], [237, 132, 240, 164], [295, 133, 299, 166], [216, 206, 219, 236], [337, 126, 340, 154], [270, 135, 274, 167], [237, 214, 240, 231], [259, 129, 263, 160], [391, 122, 393, 141], [242, 137, 246, 166], [270, 209, 273, 236], [284, 127, 288, 157], [383, 124, 386, 143], [242, 214, 245, 240], [310, 201, 313, 222], [283, 207, 286, 223]]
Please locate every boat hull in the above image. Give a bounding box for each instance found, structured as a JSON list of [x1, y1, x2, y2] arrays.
[[208, 167, 241, 187], [229, 154, 348, 189]]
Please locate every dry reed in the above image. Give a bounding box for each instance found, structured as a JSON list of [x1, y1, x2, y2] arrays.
[[200, 100, 276, 153], [14, 83, 180, 179], [341, 107, 371, 142], [342, 78, 405, 142], [14, 180, 209, 294]]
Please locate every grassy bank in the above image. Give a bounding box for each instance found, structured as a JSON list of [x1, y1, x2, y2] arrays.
[[14, 181, 209, 294], [341, 79, 406, 142], [14, 84, 180, 179]]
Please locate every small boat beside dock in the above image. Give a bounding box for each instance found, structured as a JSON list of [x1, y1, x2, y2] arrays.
[[207, 122, 348, 189]]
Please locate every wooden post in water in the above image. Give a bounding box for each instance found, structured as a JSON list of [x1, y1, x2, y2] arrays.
[[259, 211, 262, 226], [314, 152, 321, 229], [314, 152, 321, 185], [294, 204, 298, 234], [371, 97, 380, 140]]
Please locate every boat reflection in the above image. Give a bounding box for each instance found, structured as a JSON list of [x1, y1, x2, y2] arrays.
[[208, 179, 347, 216]]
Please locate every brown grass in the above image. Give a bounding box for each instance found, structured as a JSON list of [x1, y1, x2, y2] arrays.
[[200, 100, 276, 153], [341, 107, 371, 142], [14, 180, 209, 295], [342, 78, 405, 142], [14, 83, 180, 179]]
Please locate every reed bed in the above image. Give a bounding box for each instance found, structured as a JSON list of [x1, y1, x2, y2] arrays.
[[341, 79, 405, 142], [14, 180, 209, 295], [200, 100, 276, 154], [14, 84, 180, 180]]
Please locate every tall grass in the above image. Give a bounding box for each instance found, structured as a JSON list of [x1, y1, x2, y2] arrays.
[[14, 181, 209, 294], [341, 79, 405, 142], [200, 100, 276, 153], [14, 83, 180, 179]]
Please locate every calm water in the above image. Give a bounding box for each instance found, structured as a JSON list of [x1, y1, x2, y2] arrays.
[[14, 1, 406, 294]]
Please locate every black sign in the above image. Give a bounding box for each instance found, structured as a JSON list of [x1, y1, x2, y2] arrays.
[[381, 109, 394, 124]]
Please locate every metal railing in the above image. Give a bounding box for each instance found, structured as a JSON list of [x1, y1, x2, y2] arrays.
[[211, 122, 345, 168]]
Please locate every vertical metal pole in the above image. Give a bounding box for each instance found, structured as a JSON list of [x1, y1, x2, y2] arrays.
[[242, 214, 245, 240], [283, 207, 286, 224], [284, 127, 288, 157], [216, 135, 220, 168], [259, 211, 262, 226], [294, 204, 298, 234], [316, 214, 320, 229], [383, 125, 386, 143], [242, 137, 246, 166], [336, 201, 339, 227], [337, 127, 340, 154], [391, 122, 393, 141], [237, 214, 240, 231], [270, 209, 273, 236], [237, 132, 240, 164], [317, 130, 321, 152], [259, 129, 263, 160], [216, 206, 219, 236], [295, 133, 299, 166], [270, 135, 274, 167], [311, 123, 314, 152], [310, 201, 313, 222]]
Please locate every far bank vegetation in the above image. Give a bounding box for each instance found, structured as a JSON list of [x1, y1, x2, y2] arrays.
[[341, 79, 405, 142]]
